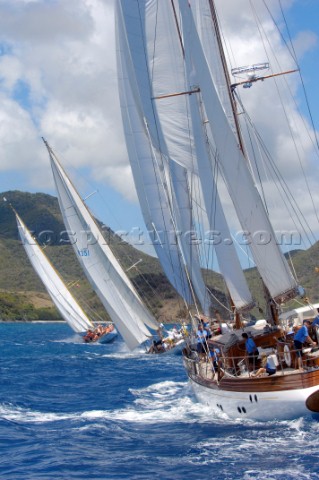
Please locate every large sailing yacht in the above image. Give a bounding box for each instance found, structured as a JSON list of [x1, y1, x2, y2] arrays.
[[116, 0, 319, 420]]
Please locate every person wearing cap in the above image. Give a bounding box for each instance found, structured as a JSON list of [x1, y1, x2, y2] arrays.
[[294, 319, 316, 370]]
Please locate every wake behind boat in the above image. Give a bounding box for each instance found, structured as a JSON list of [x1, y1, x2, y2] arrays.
[[13, 207, 118, 344]]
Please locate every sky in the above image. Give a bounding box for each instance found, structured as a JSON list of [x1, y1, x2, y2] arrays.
[[0, 0, 319, 261]]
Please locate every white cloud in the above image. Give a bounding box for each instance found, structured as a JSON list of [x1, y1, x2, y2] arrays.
[[0, 0, 133, 200], [0, 0, 318, 246]]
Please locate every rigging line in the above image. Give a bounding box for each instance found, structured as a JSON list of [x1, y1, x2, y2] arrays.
[[184, 166, 211, 312], [120, 12, 187, 314], [287, 249, 299, 284], [138, 0, 203, 314], [208, 0, 245, 152], [149, 0, 159, 84], [206, 286, 232, 314], [271, 72, 319, 229], [73, 294, 105, 324], [260, 0, 298, 64], [167, 4, 209, 311], [66, 280, 106, 323], [135, 5, 195, 311], [170, 0, 184, 57], [145, 123, 199, 316], [241, 95, 312, 250], [230, 233, 255, 267], [200, 95, 219, 275], [249, 1, 319, 162], [249, 0, 271, 69], [278, 0, 298, 63], [234, 91, 316, 246], [190, 171, 215, 309], [241, 111, 269, 215], [249, 3, 319, 228], [277, 0, 319, 153]]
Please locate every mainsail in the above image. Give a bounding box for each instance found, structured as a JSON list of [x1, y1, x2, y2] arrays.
[[116, 0, 211, 315], [16, 212, 93, 333], [178, 0, 298, 302], [116, 0, 298, 315], [44, 140, 159, 350], [116, 0, 255, 312]]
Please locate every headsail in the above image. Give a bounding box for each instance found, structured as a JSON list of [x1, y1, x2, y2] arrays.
[[16, 212, 93, 333], [44, 141, 159, 350]]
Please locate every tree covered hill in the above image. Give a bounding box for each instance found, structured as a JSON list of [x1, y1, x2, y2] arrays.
[[0, 191, 195, 321], [0, 190, 318, 321]]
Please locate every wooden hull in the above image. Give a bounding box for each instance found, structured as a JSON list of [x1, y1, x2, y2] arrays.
[[183, 355, 319, 421]]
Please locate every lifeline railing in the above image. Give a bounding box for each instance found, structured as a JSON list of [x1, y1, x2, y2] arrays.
[[183, 345, 319, 380]]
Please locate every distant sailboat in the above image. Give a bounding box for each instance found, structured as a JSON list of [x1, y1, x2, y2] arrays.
[[15, 210, 117, 344], [43, 139, 186, 354], [116, 0, 319, 420]]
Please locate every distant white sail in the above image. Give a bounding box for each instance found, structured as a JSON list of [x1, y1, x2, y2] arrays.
[[16, 212, 93, 333], [45, 143, 158, 350]]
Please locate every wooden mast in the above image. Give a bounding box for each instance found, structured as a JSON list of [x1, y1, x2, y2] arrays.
[[207, 0, 282, 325]]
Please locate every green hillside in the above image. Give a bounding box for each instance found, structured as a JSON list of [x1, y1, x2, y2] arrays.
[[0, 191, 198, 321], [0, 191, 318, 322]]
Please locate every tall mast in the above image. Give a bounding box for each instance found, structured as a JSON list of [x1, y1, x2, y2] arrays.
[[208, 0, 251, 323], [207, 0, 281, 325], [208, 0, 245, 154]]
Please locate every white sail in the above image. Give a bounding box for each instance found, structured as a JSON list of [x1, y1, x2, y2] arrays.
[[45, 143, 158, 350], [178, 0, 298, 302], [186, 88, 254, 310], [191, 0, 237, 137], [116, 0, 253, 312], [16, 212, 93, 333], [116, 1, 211, 314]]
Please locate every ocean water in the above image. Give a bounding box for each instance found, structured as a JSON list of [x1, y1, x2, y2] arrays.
[[0, 322, 318, 480]]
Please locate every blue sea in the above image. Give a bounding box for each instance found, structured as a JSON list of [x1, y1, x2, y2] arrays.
[[1, 322, 319, 480]]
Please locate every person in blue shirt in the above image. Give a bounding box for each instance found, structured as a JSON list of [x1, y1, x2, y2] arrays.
[[242, 332, 258, 371], [197, 323, 208, 357], [294, 320, 316, 370], [209, 346, 220, 373], [312, 308, 319, 328]]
